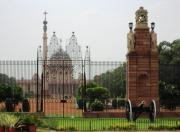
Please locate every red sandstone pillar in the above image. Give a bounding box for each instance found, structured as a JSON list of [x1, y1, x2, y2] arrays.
[[126, 7, 159, 111]]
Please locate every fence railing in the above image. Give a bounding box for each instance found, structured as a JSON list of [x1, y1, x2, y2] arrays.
[[0, 60, 179, 117]]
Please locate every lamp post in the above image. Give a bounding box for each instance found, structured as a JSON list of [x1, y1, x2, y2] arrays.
[[129, 22, 133, 31], [151, 22, 155, 31], [36, 45, 41, 112]]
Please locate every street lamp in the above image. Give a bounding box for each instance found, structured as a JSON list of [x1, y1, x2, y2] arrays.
[[129, 22, 133, 31], [36, 45, 42, 112], [151, 22, 155, 31]]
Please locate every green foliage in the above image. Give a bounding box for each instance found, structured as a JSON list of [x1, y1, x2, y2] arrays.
[[67, 126, 77, 131], [158, 39, 180, 64], [24, 91, 34, 98], [38, 118, 180, 131], [112, 98, 125, 108], [76, 82, 100, 109], [5, 98, 14, 112], [48, 120, 77, 131], [107, 122, 136, 131], [90, 99, 104, 111], [159, 81, 179, 110], [22, 99, 30, 112], [158, 39, 180, 109], [86, 87, 110, 101], [21, 114, 42, 126], [76, 99, 83, 109], [93, 63, 126, 97], [0, 73, 23, 111], [76, 82, 99, 98], [0, 113, 22, 128], [148, 124, 180, 130]]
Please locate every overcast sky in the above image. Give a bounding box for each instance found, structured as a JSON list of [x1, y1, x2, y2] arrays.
[[0, 0, 180, 61]]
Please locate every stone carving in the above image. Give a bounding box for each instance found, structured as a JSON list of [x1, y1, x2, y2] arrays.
[[127, 31, 135, 53], [151, 32, 157, 52], [135, 7, 148, 28]]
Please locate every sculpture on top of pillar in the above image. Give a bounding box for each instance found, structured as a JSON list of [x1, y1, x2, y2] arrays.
[[127, 23, 135, 53], [150, 22, 158, 52], [135, 6, 148, 29]]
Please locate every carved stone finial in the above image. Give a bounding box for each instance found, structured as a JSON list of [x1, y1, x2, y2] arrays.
[[135, 7, 148, 29]]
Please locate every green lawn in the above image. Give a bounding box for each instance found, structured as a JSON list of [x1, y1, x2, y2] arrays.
[[41, 117, 180, 131]]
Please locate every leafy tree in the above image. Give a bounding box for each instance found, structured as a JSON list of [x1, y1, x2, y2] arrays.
[[86, 87, 110, 102], [86, 87, 109, 111], [158, 39, 180, 64], [159, 81, 179, 110], [93, 63, 126, 97], [76, 82, 99, 109], [76, 82, 99, 99], [22, 99, 30, 112], [112, 98, 125, 109], [158, 39, 180, 109], [0, 73, 23, 111]]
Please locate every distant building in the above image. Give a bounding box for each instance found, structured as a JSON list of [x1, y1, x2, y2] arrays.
[[17, 32, 82, 98], [66, 32, 83, 79]]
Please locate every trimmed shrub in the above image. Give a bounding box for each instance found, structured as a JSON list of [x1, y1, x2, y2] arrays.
[[67, 126, 77, 131], [148, 124, 180, 130], [107, 122, 136, 131], [77, 99, 83, 109], [22, 99, 30, 112], [90, 100, 104, 111], [86, 87, 110, 101], [5, 98, 14, 112], [112, 99, 125, 108]]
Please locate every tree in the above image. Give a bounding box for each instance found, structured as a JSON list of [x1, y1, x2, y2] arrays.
[[0, 73, 23, 111], [86, 87, 110, 111], [159, 81, 179, 110], [86, 87, 110, 102], [75, 82, 99, 109], [93, 63, 126, 97], [158, 39, 180, 64], [22, 99, 30, 112], [76, 82, 99, 99], [158, 39, 180, 109]]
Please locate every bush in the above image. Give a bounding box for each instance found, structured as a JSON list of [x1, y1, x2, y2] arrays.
[[21, 114, 42, 126], [5, 98, 14, 112], [159, 81, 179, 110], [22, 99, 30, 112], [0, 113, 21, 128], [112, 99, 125, 108], [24, 91, 34, 98], [148, 124, 180, 130], [107, 122, 136, 131], [86, 87, 110, 101], [77, 99, 83, 109], [90, 100, 104, 111], [76, 82, 99, 98], [67, 126, 77, 131]]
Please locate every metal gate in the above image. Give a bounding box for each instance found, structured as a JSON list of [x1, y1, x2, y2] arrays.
[[0, 60, 126, 117]]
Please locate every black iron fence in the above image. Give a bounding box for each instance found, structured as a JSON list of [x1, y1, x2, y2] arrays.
[[0, 60, 179, 117]]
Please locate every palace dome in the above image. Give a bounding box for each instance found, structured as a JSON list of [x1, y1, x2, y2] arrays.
[[50, 48, 71, 60]]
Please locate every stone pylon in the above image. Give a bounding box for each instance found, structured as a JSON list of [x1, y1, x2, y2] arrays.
[[126, 7, 159, 111]]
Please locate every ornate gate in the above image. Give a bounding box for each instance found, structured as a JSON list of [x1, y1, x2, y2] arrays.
[[38, 59, 84, 117]]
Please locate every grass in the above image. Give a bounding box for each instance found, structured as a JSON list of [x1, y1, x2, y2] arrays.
[[41, 117, 180, 131]]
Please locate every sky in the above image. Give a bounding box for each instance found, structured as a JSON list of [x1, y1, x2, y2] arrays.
[[0, 0, 180, 61]]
